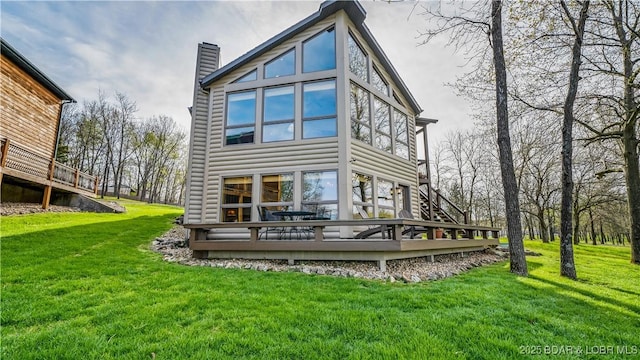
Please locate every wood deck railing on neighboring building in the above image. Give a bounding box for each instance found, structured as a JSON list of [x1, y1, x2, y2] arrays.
[[0, 138, 98, 197]]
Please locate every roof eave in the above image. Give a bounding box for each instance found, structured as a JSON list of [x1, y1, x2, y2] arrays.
[[1, 38, 75, 102], [201, 1, 349, 88], [356, 23, 422, 115], [416, 117, 438, 126], [199, 0, 422, 114]]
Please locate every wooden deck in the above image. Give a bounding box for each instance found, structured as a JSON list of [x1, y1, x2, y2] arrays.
[[0, 138, 98, 198], [184, 219, 500, 271]]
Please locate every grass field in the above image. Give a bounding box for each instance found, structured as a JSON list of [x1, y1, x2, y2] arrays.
[[2, 200, 639, 359]]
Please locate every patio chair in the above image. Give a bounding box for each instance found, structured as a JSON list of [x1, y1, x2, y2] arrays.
[[257, 205, 284, 240], [354, 207, 393, 239], [354, 209, 416, 239]]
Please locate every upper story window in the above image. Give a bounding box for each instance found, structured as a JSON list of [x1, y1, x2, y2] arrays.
[[393, 109, 409, 160], [302, 80, 337, 139], [263, 86, 294, 142], [303, 27, 336, 73], [371, 66, 389, 96], [393, 91, 405, 107], [373, 97, 392, 154], [226, 90, 256, 145], [265, 49, 295, 79], [234, 69, 257, 83], [348, 33, 368, 82], [350, 83, 371, 145]]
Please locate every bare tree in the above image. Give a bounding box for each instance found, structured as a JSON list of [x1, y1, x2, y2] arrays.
[[112, 92, 137, 198], [578, 1, 640, 264], [492, 0, 528, 275], [418, 0, 528, 275], [557, 0, 590, 279]]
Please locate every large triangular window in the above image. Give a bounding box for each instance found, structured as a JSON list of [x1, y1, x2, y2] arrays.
[[265, 49, 295, 78], [303, 27, 336, 73], [348, 33, 368, 82], [234, 69, 257, 83], [371, 66, 389, 96]]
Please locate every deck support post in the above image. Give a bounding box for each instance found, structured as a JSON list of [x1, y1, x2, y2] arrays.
[[0, 139, 9, 184], [42, 185, 52, 209], [313, 226, 324, 242], [392, 224, 403, 240], [42, 160, 55, 209], [74, 169, 80, 188], [249, 227, 259, 242], [378, 259, 387, 272], [288, 259, 295, 265]]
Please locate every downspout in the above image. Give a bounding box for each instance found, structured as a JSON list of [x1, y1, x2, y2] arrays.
[[53, 99, 75, 162]]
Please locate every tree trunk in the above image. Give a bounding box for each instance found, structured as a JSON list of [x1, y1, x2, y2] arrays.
[[558, 0, 588, 279], [548, 211, 555, 242], [589, 208, 597, 245], [492, 0, 528, 276], [622, 113, 640, 263], [526, 215, 535, 240], [607, 0, 640, 263], [573, 207, 581, 246], [539, 210, 549, 243]]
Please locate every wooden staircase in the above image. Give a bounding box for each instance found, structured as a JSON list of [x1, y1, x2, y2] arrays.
[[418, 175, 470, 226]]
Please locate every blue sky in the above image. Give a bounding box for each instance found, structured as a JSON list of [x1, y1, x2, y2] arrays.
[[1, 0, 473, 139]]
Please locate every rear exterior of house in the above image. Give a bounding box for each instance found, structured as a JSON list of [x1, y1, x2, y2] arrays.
[[184, 1, 498, 265], [186, 1, 425, 234], [0, 38, 98, 208]]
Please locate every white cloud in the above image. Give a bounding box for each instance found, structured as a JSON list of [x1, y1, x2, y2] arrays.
[[1, 0, 477, 139]]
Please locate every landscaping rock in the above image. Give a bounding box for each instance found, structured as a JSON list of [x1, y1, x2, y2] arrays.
[[151, 225, 508, 282], [1, 202, 81, 216]]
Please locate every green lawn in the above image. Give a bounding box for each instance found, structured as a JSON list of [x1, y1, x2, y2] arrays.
[[2, 201, 639, 359]]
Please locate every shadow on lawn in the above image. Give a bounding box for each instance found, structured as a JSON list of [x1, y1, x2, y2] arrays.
[[1, 214, 179, 269], [529, 275, 640, 315]]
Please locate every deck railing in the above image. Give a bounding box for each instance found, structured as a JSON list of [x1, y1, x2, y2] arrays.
[[0, 138, 98, 195]]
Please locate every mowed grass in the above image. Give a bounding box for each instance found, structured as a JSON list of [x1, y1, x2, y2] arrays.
[[1, 201, 639, 359]]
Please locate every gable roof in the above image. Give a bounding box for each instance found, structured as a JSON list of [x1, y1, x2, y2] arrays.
[[1, 38, 75, 102], [200, 0, 422, 115]]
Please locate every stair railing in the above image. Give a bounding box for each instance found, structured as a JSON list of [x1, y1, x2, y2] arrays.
[[419, 185, 470, 225]]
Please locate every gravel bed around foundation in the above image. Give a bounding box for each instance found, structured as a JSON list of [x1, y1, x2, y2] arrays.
[[1, 202, 82, 216], [151, 226, 511, 283]]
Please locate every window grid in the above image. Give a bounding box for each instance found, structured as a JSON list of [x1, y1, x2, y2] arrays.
[[350, 83, 371, 145], [264, 48, 296, 79], [262, 85, 295, 143], [303, 27, 336, 73], [221, 176, 253, 222]]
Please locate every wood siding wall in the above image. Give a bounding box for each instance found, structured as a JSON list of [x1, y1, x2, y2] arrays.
[[0, 55, 61, 159]]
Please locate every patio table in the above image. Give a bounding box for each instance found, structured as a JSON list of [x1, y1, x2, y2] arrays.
[[272, 211, 315, 239]]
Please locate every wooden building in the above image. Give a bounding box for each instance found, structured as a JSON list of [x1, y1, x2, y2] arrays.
[[184, 0, 499, 267], [1, 38, 98, 208]]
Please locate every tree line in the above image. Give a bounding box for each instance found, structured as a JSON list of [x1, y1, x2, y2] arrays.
[[57, 91, 188, 205], [418, 0, 639, 273]]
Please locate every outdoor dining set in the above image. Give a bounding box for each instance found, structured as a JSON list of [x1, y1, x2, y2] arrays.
[[257, 206, 332, 240]]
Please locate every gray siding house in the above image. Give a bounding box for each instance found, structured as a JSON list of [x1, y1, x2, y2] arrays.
[[184, 0, 498, 265]]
